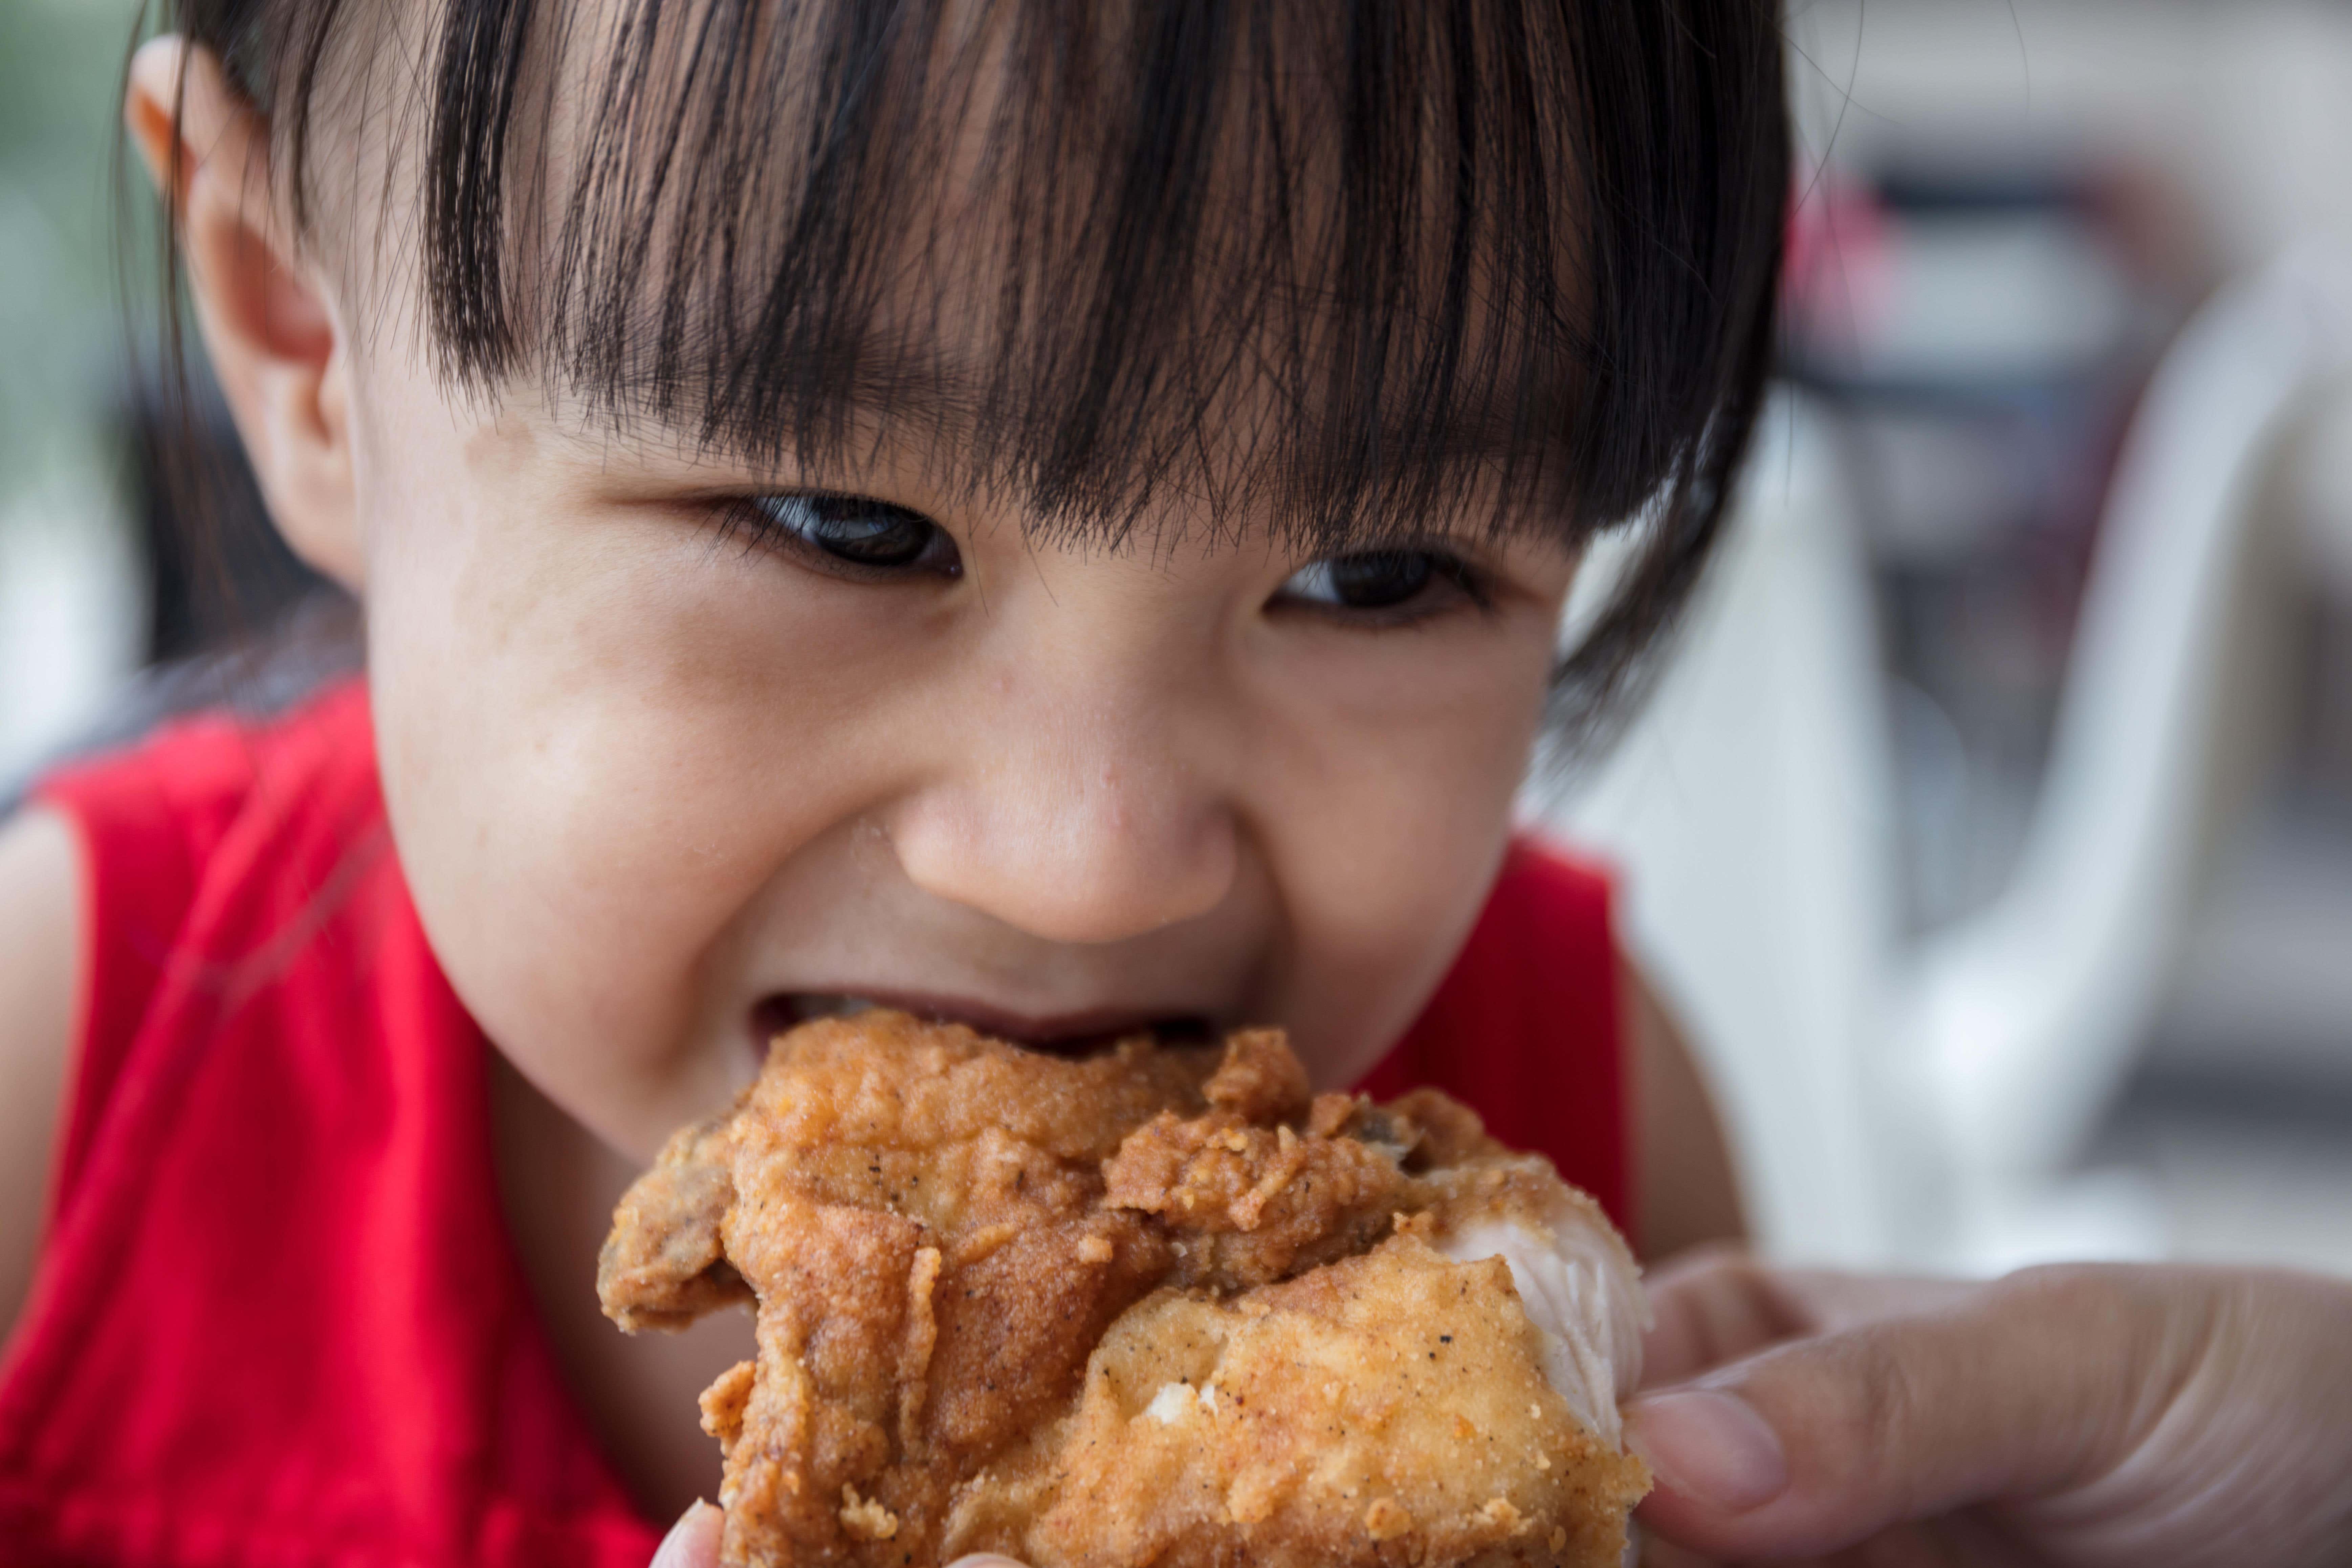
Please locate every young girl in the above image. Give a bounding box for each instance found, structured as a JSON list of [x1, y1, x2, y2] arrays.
[[0, 2, 1782, 1561]]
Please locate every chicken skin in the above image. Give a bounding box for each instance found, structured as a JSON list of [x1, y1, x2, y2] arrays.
[[599, 1010, 1649, 1568]]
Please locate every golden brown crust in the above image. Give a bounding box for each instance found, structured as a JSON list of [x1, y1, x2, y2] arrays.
[[600, 1115, 753, 1331], [598, 1010, 1645, 1568], [1102, 1107, 1410, 1290], [961, 1236, 1649, 1568]]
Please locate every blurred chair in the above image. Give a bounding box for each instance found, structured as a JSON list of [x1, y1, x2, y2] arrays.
[[1541, 396, 1927, 1266], [1544, 246, 2352, 1270], [1912, 246, 2352, 1260]]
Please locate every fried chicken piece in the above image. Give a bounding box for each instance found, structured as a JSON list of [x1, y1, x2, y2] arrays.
[[599, 1010, 1649, 1568]]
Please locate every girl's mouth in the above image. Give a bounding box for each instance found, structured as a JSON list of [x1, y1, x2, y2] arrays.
[[752, 993, 1217, 1060]]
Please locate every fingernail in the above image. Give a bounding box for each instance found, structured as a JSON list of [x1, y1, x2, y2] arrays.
[[653, 1500, 724, 1568], [1625, 1388, 1789, 1514]]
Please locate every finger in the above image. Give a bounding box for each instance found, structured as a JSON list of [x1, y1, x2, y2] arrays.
[[1640, 1245, 1815, 1388], [1642, 1255, 1977, 1391], [1626, 1266, 2199, 1561], [652, 1500, 725, 1568]]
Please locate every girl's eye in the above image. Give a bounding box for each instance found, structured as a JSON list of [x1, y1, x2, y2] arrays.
[[1277, 549, 1480, 617], [738, 493, 962, 578]]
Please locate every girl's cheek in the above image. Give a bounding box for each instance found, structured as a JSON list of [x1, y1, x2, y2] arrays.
[[362, 458, 925, 1139], [1240, 616, 1561, 1085]]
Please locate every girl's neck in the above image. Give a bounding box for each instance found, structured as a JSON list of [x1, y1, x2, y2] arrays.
[[488, 1051, 751, 1521]]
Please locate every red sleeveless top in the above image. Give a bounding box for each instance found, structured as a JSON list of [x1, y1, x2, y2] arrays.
[[1, 682, 1626, 1566]]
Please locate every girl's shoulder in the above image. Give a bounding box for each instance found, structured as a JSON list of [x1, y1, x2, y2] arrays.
[[0, 806, 84, 1347]]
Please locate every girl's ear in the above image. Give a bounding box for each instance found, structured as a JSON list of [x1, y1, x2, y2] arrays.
[[126, 38, 363, 592]]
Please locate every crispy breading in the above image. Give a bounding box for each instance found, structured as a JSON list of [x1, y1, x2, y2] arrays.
[[972, 1237, 1644, 1568], [599, 1010, 1648, 1568]]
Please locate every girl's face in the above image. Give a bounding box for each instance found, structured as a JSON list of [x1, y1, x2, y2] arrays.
[[347, 335, 1578, 1160], [138, 12, 1598, 1165]]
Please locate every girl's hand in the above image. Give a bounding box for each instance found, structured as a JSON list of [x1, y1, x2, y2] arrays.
[[1627, 1247, 2352, 1566]]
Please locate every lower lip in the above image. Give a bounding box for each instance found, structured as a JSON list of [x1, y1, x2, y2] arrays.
[[749, 995, 1214, 1059]]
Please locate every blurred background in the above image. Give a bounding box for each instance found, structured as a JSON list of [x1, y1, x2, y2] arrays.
[[0, 0, 146, 788], [1552, 0, 2352, 1275], [2, 0, 2348, 1275]]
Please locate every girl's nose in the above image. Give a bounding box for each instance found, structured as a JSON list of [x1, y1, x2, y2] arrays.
[[888, 717, 1240, 946]]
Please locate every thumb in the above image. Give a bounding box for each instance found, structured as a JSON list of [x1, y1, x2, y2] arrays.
[[1623, 1266, 2215, 1562], [652, 1501, 724, 1568]]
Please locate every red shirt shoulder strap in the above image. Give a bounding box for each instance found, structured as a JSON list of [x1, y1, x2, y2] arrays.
[[31, 702, 301, 1215]]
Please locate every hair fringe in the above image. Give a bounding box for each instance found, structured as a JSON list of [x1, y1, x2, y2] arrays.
[[138, 0, 1789, 750]]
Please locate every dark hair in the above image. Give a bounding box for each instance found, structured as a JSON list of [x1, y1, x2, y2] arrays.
[[150, 0, 1786, 743]]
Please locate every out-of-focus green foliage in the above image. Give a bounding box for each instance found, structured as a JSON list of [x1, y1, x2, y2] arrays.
[[0, 0, 148, 490]]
